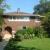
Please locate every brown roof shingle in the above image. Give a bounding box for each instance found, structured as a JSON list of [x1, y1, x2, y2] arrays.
[[3, 11, 40, 16]]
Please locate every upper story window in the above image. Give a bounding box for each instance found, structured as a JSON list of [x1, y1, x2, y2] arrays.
[[30, 16, 40, 20], [8, 16, 30, 21], [30, 16, 35, 19], [9, 16, 12, 19], [13, 16, 16, 19]]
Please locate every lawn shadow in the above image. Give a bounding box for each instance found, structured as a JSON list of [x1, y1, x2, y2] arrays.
[[4, 38, 41, 50], [12, 46, 40, 50]]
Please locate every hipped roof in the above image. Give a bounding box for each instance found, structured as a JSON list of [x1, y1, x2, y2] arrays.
[[3, 11, 40, 16]]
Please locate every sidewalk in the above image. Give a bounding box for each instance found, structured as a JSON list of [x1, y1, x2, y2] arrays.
[[0, 40, 8, 50]]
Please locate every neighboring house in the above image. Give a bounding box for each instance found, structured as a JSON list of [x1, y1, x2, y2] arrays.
[[2, 11, 41, 34]]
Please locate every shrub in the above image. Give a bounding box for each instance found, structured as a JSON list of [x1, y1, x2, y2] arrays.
[[15, 27, 47, 40], [4, 38, 18, 50], [15, 30, 26, 40], [4, 38, 40, 50], [15, 28, 35, 39], [24, 28, 34, 39], [0, 35, 2, 42], [15, 34, 23, 41], [34, 27, 47, 38], [42, 15, 50, 38]]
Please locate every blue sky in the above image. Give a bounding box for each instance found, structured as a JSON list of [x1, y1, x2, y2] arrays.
[[6, 0, 39, 13]]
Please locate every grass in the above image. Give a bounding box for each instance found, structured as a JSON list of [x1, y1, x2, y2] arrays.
[[17, 38, 50, 50]]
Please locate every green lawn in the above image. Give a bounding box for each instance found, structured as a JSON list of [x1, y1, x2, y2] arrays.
[[17, 38, 50, 50]]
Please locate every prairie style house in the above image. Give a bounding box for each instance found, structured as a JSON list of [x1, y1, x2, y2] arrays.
[[2, 11, 41, 34]]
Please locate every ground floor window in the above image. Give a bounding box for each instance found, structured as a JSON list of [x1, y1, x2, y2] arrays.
[[23, 26, 27, 29]]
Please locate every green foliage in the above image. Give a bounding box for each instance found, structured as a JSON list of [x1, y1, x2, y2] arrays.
[[4, 38, 18, 50], [0, 0, 4, 4], [36, 27, 47, 38], [34, 0, 50, 15], [42, 12, 50, 37], [4, 38, 40, 50], [34, 0, 50, 38], [0, 0, 10, 14], [15, 27, 47, 39], [4, 28, 48, 50], [40, 0, 48, 4], [15, 28, 35, 39], [4, 38, 50, 50], [15, 34, 23, 41], [0, 9, 4, 14], [0, 0, 5, 14], [0, 0, 9, 32], [32, 27, 47, 38], [0, 16, 4, 27], [0, 16, 4, 33]]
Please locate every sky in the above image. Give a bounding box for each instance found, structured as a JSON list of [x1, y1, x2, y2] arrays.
[[6, 0, 39, 13]]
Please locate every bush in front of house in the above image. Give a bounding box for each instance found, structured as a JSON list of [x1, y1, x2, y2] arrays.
[[15, 27, 47, 40], [15, 30, 26, 40], [4, 27, 48, 50], [14, 33, 23, 41], [4, 28, 35, 50], [25, 28, 35, 39], [35, 27, 48, 38], [15, 28, 35, 39]]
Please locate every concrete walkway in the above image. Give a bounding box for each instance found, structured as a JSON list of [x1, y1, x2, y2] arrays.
[[0, 40, 8, 50], [0, 32, 12, 50], [0, 31, 12, 50]]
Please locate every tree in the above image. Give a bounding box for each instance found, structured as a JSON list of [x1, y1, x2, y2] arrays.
[[34, 0, 50, 15], [0, 0, 9, 14], [34, 0, 50, 37], [0, 0, 9, 28], [0, 0, 5, 14], [42, 12, 50, 37], [0, 0, 5, 31], [40, 0, 48, 4], [0, 0, 9, 41]]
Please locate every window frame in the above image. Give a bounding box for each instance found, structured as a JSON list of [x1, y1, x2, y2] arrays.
[[8, 16, 30, 21]]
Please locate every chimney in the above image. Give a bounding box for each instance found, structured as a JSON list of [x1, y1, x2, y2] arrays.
[[17, 8, 20, 13]]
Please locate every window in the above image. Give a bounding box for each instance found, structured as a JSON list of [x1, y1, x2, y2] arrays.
[[30, 16, 35, 19], [8, 16, 13, 21], [8, 16, 30, 21], [35, 16, 40, 19], [23, 26, 26, 29], [9, 16, 12, 19], [30, 16, 40, 19], [13, 16, 16, 19]]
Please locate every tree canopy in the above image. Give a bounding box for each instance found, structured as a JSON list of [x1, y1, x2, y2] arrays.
[[0, 0, 9, 29], [34, 0, 50, 15], [33, 0, 50, 37], [0, 0, 9, 14]]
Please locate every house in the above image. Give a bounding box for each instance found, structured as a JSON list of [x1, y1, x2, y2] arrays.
[[2, 10, 41, 35]]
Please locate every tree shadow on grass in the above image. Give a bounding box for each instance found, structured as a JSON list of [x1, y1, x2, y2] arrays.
[[4, 43, 40, 50], [4, 37, 41, 50], [7, 45, 40, 50], [15, 46, 40, 50]]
